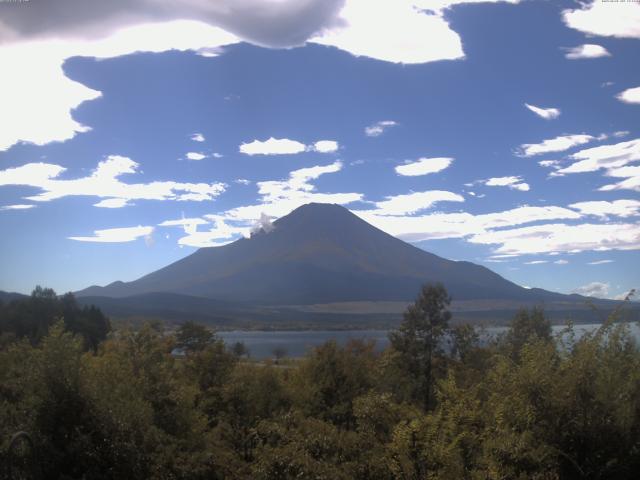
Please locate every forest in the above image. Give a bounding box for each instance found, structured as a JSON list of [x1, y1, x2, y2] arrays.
[[1, 284, 639, 479]]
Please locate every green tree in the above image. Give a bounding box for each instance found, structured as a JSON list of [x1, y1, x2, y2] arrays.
[[389, 283, 451, 410], [231, 341, 250, 358], [449, 323, 479, 363], [503, 307, 551, 360], [176, 321, 214, 353], [293, 339, 376, 428]]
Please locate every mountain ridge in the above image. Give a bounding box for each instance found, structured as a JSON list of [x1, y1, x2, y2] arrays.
[[76, 203, 591, 306]]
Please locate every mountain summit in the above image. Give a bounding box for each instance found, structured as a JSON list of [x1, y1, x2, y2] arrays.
[[77, 203, 571, 305]]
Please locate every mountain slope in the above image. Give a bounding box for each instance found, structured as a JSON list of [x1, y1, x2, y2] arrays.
[[77, 203, 578, 305]]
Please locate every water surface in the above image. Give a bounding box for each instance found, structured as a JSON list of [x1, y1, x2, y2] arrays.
[[219, 323, 640, 360]]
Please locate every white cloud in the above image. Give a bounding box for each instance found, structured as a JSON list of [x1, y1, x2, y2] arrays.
[[311, 0, 465, 64], [312, 140, 339, 153], [524, 260, 547, 265], [572, 282, 610, 299], [226, 161, 361, 221], [158, 218, 208, 229], [617, 86, 640, 105], [588, 260, 613, 265], [554, 259, 569, 265], [235, 178, 252, 185], [569, 200, 640, 218], [484, 176, 530, 191], [469, 223, 640, 256], [240, 137, 307, 156], [364, 190, 464, 216], [562, 138, 640, 173], [69, 225, 154, 243], [563, 1, 640, 39], [0, 21, 239, 152], [191, 133, 206, 142], [175, 218, 247, 248], [94, 198, 130, 208], [538, 160, 561, 169], [355, 205, 582, 243], [556, 139, 640, 192], [519, 134, 596, 157], [613, 291, 636, 301], [564, 44, 611, 60], [365, 120, 398, 137], [171, 161, 363, 247], [238, 138, 301, 155], [599, 165, 640, 193], [524, 103, 560, 120], [186, 152, 207, 161], [0, 204, 35, 211], [239, 137, 339, 155], [395, 157, 453, 176], [0, 1, 523, 152], [0, 155, 226, 207]]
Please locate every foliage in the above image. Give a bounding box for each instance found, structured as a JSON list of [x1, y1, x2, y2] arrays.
[[1, 284, 640, 479], [388, 282, 451, 410], [0, 286, 110, 349]]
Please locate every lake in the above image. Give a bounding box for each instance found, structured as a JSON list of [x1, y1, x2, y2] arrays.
[[219, 322, 640, 360]]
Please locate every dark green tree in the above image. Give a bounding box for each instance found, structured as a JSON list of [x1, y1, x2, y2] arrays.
[[503, 306, 551, 360], [176, 321, 214, 353], [231, 341, 250, 358], [389, 283, 451, 410]]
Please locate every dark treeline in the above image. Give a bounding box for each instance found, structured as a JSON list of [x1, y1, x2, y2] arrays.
[[1, 284, 639, 479], [0, 286, 110, 350]]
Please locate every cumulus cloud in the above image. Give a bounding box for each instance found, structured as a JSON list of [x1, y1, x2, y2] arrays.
[[0, 21, 239, 152], [69, 225, 154, 243], [167, 160, 362, 247], [239, 137, 338, 155], [469, 223, 640, 256], [362, 190, 464, 216], [312, 140, 339, 153], [0, 0, 523, 151], [355, 205, 582, 243], [555, 138, 640, 191], [158, 216, 241, 248], [365, 120, 398, 137], [559, 138, 640, 174], [190, 133, 206, 142], [251, 212, 275, 236], [524, 103, 560, 120], [395, 157, 453, 176], [519, 134, 596, 157], [563, 44, 611, 60], [0, 155, 226, 207], [0, 204, 35, 211], [226, 161, 361, 221], [588, 259, 613, 265], [572, 281, 610, 299], [186, 152, 207, 161], [538, 160, 561, 169], [617, 86, 640, 105], [569, 200, 640, 218], [563, 1, 640, 39], [484, 176, 530, 191], [240, 137, 306, 155], [311, 0, 464, 64]]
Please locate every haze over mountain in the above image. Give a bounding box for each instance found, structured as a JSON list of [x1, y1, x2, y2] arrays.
[[77, 203, 586, 307]]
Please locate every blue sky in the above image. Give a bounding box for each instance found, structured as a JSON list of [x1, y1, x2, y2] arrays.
[[0, 0, 638, 300]]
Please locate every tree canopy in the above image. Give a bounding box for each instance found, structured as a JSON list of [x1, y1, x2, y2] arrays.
[[1, 284, 639, 479]]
